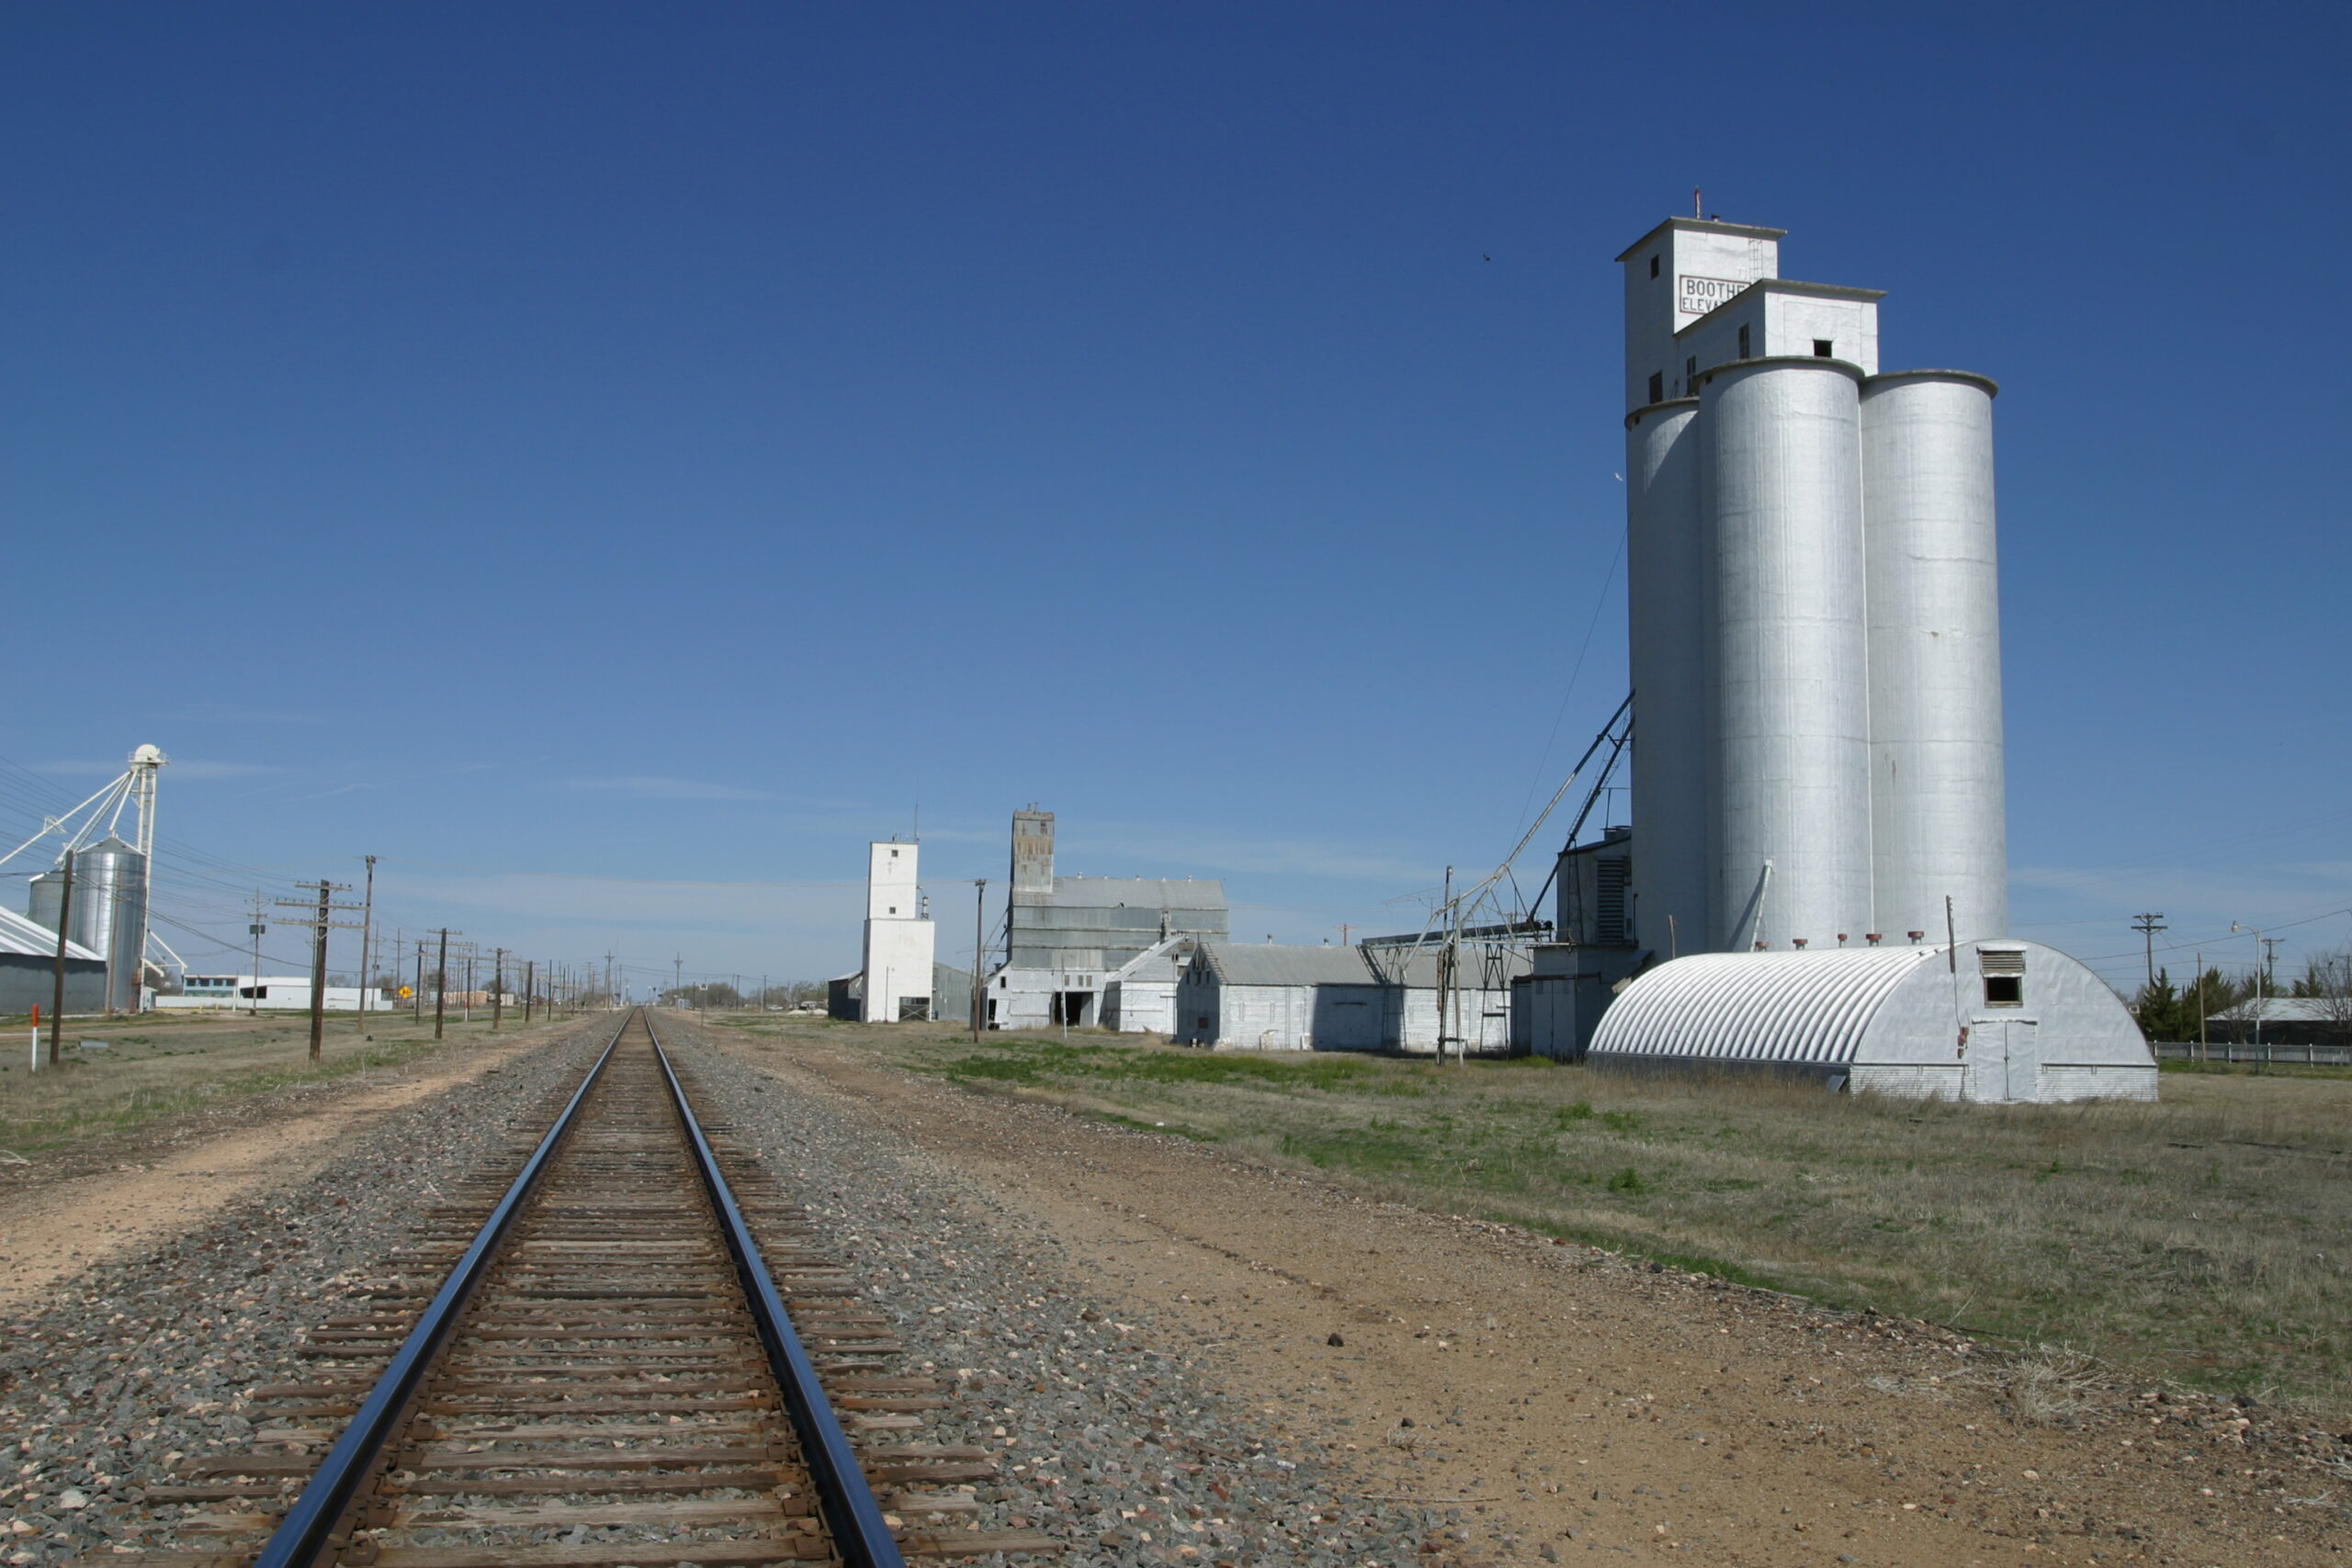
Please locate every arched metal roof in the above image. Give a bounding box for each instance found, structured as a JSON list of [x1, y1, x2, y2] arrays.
[[1589, 947, 1944, 1065]]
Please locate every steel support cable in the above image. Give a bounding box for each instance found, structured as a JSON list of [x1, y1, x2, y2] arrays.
[[646, 1015, 908, 1568], [249, 1012, 632, 1568]]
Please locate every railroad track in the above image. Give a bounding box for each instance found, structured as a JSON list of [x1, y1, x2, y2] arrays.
[[121, 1010, 1057, 1568]]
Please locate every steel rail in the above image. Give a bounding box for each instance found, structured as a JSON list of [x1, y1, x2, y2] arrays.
[[647, 1015, 909, 1568], [249, 1012, 633, 1568]]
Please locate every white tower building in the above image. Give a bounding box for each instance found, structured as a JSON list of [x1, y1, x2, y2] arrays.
[[859, 840, 935, 1022], [1620, 217, 2007, 954]]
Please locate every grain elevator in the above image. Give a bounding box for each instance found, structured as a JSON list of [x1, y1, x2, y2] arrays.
[[1593, 216, 2152, 1102], [1621, 217, 2006, 956]]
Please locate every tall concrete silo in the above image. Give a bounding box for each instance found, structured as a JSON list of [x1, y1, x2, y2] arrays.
[[30, 834, 147, 1012], [1623, 397, 1709, 955], [1860, 371, 2007, 943], [1700, 358, 1874, 953], [1613, 215, 2007, 969]]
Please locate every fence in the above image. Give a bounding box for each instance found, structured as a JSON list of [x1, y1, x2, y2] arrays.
[[2153, 1041, 2352, 1066]]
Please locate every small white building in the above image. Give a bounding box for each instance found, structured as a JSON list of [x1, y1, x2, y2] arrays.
[[1588, 940, 2155, 1102], [155, 975, 380, 1012], [859, 840, 936, 1022], [1173, 941, 1527, 1055], [1099, 936, 1201, 1035]]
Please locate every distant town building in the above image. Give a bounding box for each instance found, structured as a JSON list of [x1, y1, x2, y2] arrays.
[[154, 975, 379, 1012], [985, 808, 1227, 1031]]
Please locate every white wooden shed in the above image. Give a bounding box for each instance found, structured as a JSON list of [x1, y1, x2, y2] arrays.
[[1588, 939, 2155, 1102]]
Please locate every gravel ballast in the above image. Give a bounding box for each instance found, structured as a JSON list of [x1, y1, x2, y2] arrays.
[[0, 1018, 616, 1565], [667, 1017, 1445, 1566]]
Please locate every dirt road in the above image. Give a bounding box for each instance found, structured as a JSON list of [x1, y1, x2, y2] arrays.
[[714, 1029, 2340, 1568]]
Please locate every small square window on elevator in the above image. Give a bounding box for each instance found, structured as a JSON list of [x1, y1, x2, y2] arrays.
[[1737, 323, 1751, 358], [1813, 339, 1834, 358], [1649, 254, 1660, 278], [1647, 371, 1663, 404]]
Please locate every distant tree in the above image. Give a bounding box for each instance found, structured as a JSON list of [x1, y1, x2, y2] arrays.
[[2290, 949, 2352, 1025], [2132, 968, 2188, 1042], [2135, 966, 2267, 1043]]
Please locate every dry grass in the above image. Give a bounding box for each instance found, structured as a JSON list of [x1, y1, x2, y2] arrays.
[[0, 1007, 537, 1159], [722, 1014, 2352, 1413]]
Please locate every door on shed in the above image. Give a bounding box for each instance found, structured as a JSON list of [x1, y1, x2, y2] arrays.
[[2001, 1020, 2041, 1101], [1965, 1020, 2030, 1102]]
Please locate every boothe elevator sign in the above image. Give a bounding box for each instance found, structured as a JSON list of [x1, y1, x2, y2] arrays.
[[1678, 275, 1747, 317]]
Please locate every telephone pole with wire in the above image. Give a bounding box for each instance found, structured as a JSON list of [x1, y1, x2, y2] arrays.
[[2130, 912, 2167, 994], [277, 881, 363, 1062], [356, 855, 378, 1036], [248, 890, 267, 1017], [432, 928, 461, 1039], [971, 879, 988, 1040]]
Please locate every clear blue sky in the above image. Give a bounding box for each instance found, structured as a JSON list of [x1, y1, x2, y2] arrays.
[[6, 2, 2346, 998]]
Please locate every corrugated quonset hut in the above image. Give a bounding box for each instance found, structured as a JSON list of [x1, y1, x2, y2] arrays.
[[1588, 940, 2154, 1103]]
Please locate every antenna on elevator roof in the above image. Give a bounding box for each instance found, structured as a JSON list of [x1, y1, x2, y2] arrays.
[[1693, 186, 1702, 218]]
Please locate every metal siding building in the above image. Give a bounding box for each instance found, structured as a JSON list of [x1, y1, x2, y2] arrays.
[[1100, 936, 1196, 1036], [1174, 942, 1528, 1055], [1589, 940, 2154, 1102], [989, 809, 1228, 1031], [0, 906, 105, 1016], [1007, 878, 1229, 972]]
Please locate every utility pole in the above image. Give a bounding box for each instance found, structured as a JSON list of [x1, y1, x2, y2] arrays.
[[523, 958, 536, 1024], [248, 890, 267, 1017], [2130, 912, 2167, 994], [673, 953, 684, 1009], [433, 928, 458, 1040], [2231, 922, 2266, 1050], [491, 948, 506, 1032], [277, 881, 361, 1063], [47, 850, 75, 1067], [1335, 923, 1355, 947], [605, 951, 616, 1010], [1435, 865, 1455, 1065], [972, 879, 988, 1039], [356, 855, 378, 1037], [2196, 950, 2207, 1059]]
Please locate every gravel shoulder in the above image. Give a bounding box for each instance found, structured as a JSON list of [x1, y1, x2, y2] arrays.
[[697, 1021, 2351, 1568]]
